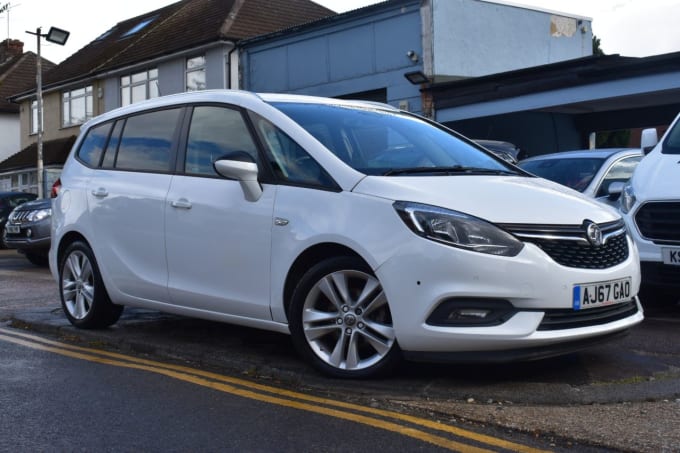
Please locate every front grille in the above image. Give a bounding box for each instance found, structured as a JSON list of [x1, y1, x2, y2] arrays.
[[635, 202, 680, 244], [501, 220, 629, 269], [8, 210, 31, 224], [537, 300, 638, 331], [641, 262, 680, 289]]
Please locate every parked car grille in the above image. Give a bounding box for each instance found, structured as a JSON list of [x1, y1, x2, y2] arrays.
[[634, 201, 680, 244], [8, 210, 31, 224], [537, 300, 638, 331], [500, 220, 629, 269]]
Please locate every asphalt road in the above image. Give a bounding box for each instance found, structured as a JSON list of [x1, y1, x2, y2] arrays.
[[1, 248, 679, 452]]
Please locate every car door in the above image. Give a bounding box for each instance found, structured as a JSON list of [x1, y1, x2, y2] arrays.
[[87, 108, 183, 303], [164, 105, 275, 320]]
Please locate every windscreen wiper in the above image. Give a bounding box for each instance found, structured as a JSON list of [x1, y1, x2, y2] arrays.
[[383, 166, 518, 176]]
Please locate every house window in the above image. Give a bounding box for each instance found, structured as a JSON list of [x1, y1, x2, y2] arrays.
[[121, 69, 159, 106], [62, 86, 94, 127], [30, 100, 38, 134], [186, 56, 206, 91]]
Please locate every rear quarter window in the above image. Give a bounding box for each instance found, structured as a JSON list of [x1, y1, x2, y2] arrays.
[[77, 122, 113, 167]]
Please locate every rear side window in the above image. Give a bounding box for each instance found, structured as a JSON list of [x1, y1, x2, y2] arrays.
[[77, 122, 113, 167], [101, 120, 124, 168], [115, 108, 181, 172], [185, 106, 259, 176]]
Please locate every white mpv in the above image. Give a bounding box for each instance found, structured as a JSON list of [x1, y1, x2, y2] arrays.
[[50, 90, 643, 378]]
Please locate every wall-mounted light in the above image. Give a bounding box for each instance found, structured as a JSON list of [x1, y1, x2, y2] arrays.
[[406, 50, 419, 63], [404, 70, 429, 85]]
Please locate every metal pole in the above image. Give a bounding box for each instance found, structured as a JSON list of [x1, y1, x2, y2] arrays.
[[36, 26, 43, 198]]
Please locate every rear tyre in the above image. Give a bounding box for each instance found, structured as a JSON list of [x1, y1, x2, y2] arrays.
[[59, 241, 123, 329], [289, 256, 401, 378]]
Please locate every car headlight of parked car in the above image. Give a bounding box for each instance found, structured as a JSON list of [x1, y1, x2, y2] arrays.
[[393, 201, 524, 256], [620, 182, 636, 214], [26, 208, 51, 222]]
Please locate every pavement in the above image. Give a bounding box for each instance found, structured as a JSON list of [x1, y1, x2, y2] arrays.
[[1, 249, 680, 452]]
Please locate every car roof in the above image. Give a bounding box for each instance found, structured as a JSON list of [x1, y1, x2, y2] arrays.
[[84, 90, 399, 129], [520, 148, 641, 162]]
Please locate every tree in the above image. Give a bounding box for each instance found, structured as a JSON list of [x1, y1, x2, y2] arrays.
[[592, 35, 605, 56]]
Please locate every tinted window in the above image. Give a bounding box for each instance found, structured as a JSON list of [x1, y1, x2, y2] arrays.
[[77, 122, 112, 167], [185, 106, 258, 176], [251, 113, 335, 187], [272, 103, 512, 176], [115, 109, 181, 172], [101, 120, 124, 168], [519, 157, 605, 192]]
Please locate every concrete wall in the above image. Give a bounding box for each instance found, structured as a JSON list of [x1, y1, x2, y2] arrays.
[[241, 2, 424, 113], [430, 0, 592, 79], [0, 113, 19, 162]]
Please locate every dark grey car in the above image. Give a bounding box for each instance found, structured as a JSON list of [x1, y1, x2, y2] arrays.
[[0, 191, 38, 248], [3, 198, 51, 266]]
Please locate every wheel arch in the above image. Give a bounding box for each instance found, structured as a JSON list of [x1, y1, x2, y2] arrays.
[[56, 231, 91, 267], [282, 242, 370, 320]]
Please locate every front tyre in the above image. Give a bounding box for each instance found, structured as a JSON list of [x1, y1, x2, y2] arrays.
[[289, 256, 401, 378], [59, 241, 123, 329]]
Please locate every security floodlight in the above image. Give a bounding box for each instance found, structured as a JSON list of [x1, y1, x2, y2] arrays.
[[404, 70, 429, 85], [45, 27, 70, 45]]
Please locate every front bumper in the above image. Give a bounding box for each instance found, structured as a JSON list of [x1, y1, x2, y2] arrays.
[[375, 234, 643, 353], [4, 221, 51, 252]]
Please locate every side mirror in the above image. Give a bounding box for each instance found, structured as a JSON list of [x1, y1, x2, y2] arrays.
[[641, 128, 658, 155], [608, 181, 625, 200], [213, 152, 262, 202]]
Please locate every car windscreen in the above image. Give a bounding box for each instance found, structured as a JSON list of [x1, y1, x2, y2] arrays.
[[662, 118, 680, 154], [271, 102, 518, 176], [519, 157, 605, 192]]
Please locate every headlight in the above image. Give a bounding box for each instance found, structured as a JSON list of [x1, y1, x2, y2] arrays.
[[393, 201, 524, 256], [620, 182, 636, 214], [27, 208, 52, 222]]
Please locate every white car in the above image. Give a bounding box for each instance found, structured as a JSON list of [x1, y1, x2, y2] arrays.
[[518, 148, 643, 207], [50, 90, 643, 378], [619, 116, 680, 302]]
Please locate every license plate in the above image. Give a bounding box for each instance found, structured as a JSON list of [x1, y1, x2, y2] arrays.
[[662, 248, 680, 266], [6, 224, 20, 234], [573, 277, 632, 310]]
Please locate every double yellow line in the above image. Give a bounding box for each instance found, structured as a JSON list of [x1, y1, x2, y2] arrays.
[[0, 327, 548, 453]]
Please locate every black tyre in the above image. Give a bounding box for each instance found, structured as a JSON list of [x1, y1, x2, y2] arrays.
[[25, 252, 49, 267], [288, 256, 401, 378], [59, 241, 123, 329], [0, 227, 7, 249]]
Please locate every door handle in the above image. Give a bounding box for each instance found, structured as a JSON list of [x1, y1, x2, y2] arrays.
[[170, 199, 192, 209], [91, 188, 108, 198]]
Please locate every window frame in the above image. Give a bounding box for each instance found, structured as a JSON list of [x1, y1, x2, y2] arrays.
[[29, 100, 38, 135], [185, 55, 207, 92], [120, 69, 159, 107], [62, 85, 94, 128]]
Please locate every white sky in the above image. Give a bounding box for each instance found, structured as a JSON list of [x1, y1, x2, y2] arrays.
[[2, 0, 679, 64]]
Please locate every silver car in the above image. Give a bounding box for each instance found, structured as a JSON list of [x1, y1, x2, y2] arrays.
[[518, 148, 643, 206]]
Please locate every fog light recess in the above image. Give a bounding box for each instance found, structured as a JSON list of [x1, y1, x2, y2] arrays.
[[426, 298, 517, 327]]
